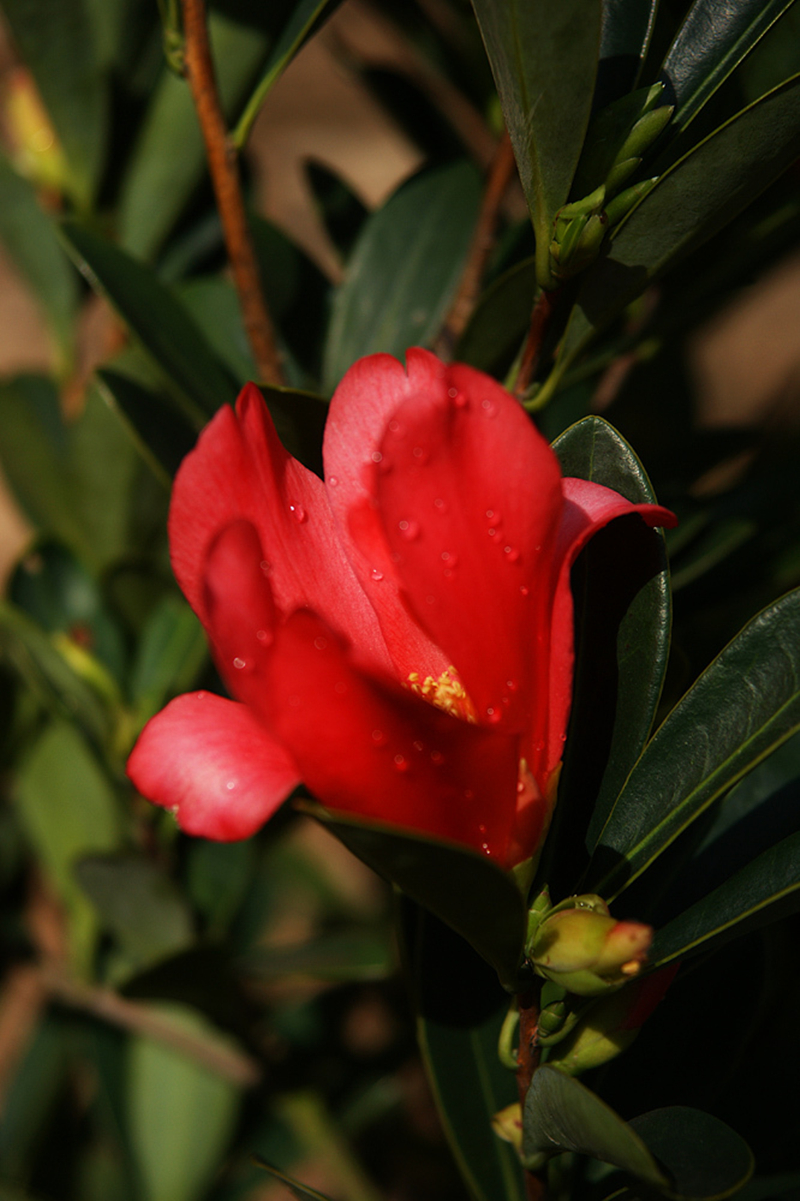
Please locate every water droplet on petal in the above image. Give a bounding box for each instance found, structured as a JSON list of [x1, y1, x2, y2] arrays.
[[334, 681, 347, 694], [260, 560, 271, 574], [226, 780, 236, 791], [412, 445, 428, 463], [481, 398, 497, 416], [481, 842, 491, 855], [425, 594, 436, 605], [399, 519, 420, 541], [486, 509, 502, 525], [506, 678, 518, 692], [371, 568, 384, 582], [313, 636, 328, 650], [413, 740, 424, 752], [196, 691, 206, 700], [289, 503, 307, 523], [388, 419, 401, 433], [371, 450, 383, 463], [447, 386, 458, 399], [517, 780, 526, 794], [433, 497, 447, 512], [464, 789, 474, 800], [485, 706, 502, 724], [328, 475, 339, 487], [430, 750, 445, 765], [256, 629, 268, 642], [233, 657, 246, 670], [478, 823, 487, 834], [520, 585, 530, 596], [393, 753, 409, 772], [504, 545, 521, 563], [453, 391, 468, 408], [371, 728, 387, 746]]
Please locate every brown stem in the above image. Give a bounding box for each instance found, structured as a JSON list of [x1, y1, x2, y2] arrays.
[[513, 289, 559, 400], [517, 983, 547, 1201], [437, 131, 518, 357], [180, 0, 284, 387]]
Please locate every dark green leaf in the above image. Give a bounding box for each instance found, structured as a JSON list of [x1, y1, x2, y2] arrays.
[[456, 257, 535, 376], [251, 1156, 335, 1201], [0, 155, 77, 369], [118, 13, 268, 259], [597, 1, 659, 103], [323, 162, 482, 392], [406, 904, 523, 1201], [553, 74, 800, 388], [470, 0, 602, 272], [60, 222, 238, 421], [305, 803, 526, 990], [585, 587, 800, 899], [232, 0, 345, 149], [76, 853, 194, 972], [523, 1066, 666, 1183], [96, 368, 197, 484], [186, 838, 256, 935], [630, 1108, 753, 1199], [305, 160, 369, 261], [1, 0, 106, 205], [242, 929, 393, 982], [660, 0, 798, 134], [650, 827, 800, 966], [0, 1017, 69, 1182], [130, 596, 207, 725]]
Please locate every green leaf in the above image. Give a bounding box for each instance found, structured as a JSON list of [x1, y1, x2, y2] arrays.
[[322, 162, 482, 392], [650, 827, 800, 967], [243, 929, 393, 982], [178, 277, 257, 385], [522, 1066, 666, 1183], [0, 1016, 69, 1182], [597, 1, 658, 101], [232, 0, 345, 150], [629, 1108, 754, 1200], [15, 721, 123, 970], [127, 1004, 241, 1201], [251, 1157, 335, 1201], [1, 0, 107, 206], [76, 853, 194, 974], [0, 155, 77, 371], [60, 222, 238, 421], [551, 417, 671, 857], [661, 0, 798, 134], [470, 0, 602, 278], [96, 369, 197, 485], [130, 596, 207, 726], [585, 587, 800, 900], [406, 904, 523, 1201], [118, 13, 268, 260], [305, 803, 526, 990], [456, 257, 536, 376]]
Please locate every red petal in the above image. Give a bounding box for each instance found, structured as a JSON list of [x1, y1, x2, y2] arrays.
[[372, 349, 564, 731], [127, 692, 299, 840], [169, 384, 392, 675], [258, 609, 524, 864], [323, 353, 450, 684]]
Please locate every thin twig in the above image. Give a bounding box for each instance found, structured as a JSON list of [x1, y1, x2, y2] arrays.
[[180, 0, 284, 387], [437, 131, 517, 358], [517, 984, 546, 1201], [513, 289, 559, 400]]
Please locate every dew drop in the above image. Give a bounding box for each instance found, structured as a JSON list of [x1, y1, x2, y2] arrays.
[[481, 398, 497, 416], [478, 823, 487, 835], [520, 585, 530, 596], [433, 497, 447, 512], [504, 545, 521, 563], [430, 750, 445, 765], [453, 391, 468, 408], [196, 691, 207, 700], [313, 636, 328, 650], [413, 740, 424, 752], [226, 780, 236, 791], [412, 445, 428, 463], [371, 728, 387, 746], [506, 678, 518, 692], [399, 519, 420, 540], [260, 560, 271, 574], [328, 475, 339, 487], [447, 386, 458, 398], [517, 780, 526, 794], [334, 681, 347, 694], [289, 503, 307, 523], [371, 450, 383, 463], [233, 656, 246, 670], [256, 629, 268, 642], [425, 594, 436, 605], [481, 842, 491, 856], [485, 706, 502, 725], [371, 568, 384, 582], [388, 419, 401, 433], [464, 789, 475, 800], [393, 753, 409, 772]]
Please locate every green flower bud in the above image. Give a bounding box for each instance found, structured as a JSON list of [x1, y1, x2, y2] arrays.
[[529, 902, 652, 995], [604, 178, 657, 228], [614, 106, 673, 169], [492, 1102, 523, 1152], [605, 156, 640, 197]]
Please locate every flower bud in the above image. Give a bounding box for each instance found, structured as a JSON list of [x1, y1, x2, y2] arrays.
[[492, 1102, 523, 1152], [529, 900, 652, 995], [546, 965, 679, 1075]]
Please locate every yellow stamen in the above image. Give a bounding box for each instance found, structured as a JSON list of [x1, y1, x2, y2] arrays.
[[408, 665, 476, 722]]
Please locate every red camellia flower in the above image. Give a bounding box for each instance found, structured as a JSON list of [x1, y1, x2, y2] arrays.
[[127, 350, 675, 870]]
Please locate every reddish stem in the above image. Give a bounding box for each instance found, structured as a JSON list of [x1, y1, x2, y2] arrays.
[[513, 289, 559, 400], [180, 0, 284, 387]]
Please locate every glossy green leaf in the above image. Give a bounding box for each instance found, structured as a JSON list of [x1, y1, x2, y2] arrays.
[[118, 13, 268, 259], [323, 162, 482, 392], [456, 257, 535, 376], [1, 0, 106, 206], [406, 904, 523, 1201], [650, 827, 800, 967], [127, 1004, 241, 1201], [585, 587, 800, 900], [60, 222, 238, 421], [96, 368, 197, 485], [0, 155, 77, 371], [523, 1066, 666, 1183], [251, 1157, 335, 1201], [470, 0, 602, 274], [130, 596, 207, 726], [232, 0, 344, 149], [597, 1, 658, 102], [76, 853, 194, 973], [305, 803, 526, 990], [630, 1108, 754, 1199], [661, 0, 798, 134], [553, 74, 800, 388], [15, 721, 122, 969]]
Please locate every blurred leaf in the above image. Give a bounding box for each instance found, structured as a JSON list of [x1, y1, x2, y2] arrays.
[[60, 222, 238, 421], [406, 904, 523, 1201], [305, 160, 369, 261], [649, 827, 800, 966], [523, 1067, 665, 1181], [118, 13, 268, 260], [76, 853, 194, 973], [232, 0, 344, 149], [0, 155, 77, 371], [305, 803, 525, 990], [552, 417, 671, 855], [96, 369, 197, 485], [251, 1158, 335, 1201], [554, 73, 800, 400], [457, 257, 535, 376], [242, 929, 393, 982], [1, 0, 107, 205], [178, 277, 257, 385], [660, 0, 797, 134], [596, 0, 659, 104], [186, 838, 255, 935], [323, 162, 482, 392], [470, 0, 602, 273], [130, 596, 207, 725], [585, 587, 800, 900], [127, 1004, 241, 1201], [670, 516, 757, 591], [629, 1108, 754, 1199], [0, 1016, 69, 1182], [15, 722, 123, 969]]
